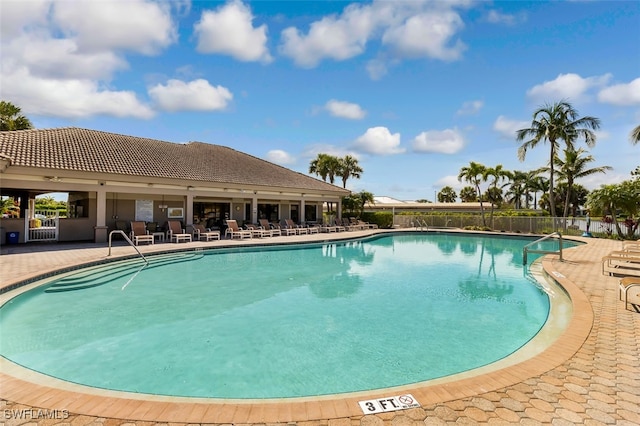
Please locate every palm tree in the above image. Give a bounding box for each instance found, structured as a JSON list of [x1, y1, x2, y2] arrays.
[[459, 186, 477, 203], [630, 124, 640, 145], [553, 147, 611, 219], [505, 170, 528, 209], [437, 186, 457, 202], [0, 100, 33, 131], [516, 100, 600, 218], [309, 153, 332, 182], [338, 155, 363, 188], [458, 161, 487, 226], [483, 165, 509, 220]]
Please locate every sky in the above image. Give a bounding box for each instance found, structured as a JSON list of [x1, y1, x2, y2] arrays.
[[1, 0, 639, 202]]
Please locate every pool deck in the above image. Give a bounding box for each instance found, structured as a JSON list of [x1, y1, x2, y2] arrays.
[[1, 229, 639, 425]]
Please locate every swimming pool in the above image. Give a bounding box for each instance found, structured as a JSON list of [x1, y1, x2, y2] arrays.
[[0, 233, 571, 399]]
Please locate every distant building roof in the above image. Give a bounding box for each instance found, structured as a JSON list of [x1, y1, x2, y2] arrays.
[[373, 196, 408, 204], [0, 127, 349, 194], [366, 201, 490, 212]]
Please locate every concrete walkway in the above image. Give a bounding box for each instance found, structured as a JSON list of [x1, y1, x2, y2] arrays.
[[1, 231, 638, 425]]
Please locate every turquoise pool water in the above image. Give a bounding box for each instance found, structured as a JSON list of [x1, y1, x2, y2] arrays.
[[0, 233, 567, 398]]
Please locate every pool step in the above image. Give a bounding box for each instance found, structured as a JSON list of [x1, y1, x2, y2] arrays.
[[44, 252, 204, 293]]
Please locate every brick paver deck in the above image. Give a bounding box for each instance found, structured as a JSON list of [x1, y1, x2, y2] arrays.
[[1, 230, 638, 425]]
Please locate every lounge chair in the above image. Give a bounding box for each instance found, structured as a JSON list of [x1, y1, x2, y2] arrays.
[[225, 219, 252, 239], [193, 223, 220, 241], [168, 220, 192, 243], [285, 219, 308, 234], [349, 217, 366, 230], [341, 217, 359, 231], [246, 223, 271, 238], [356, 219, 378, 229], [318, 221, 337, 233], [619, 277, 640, 312], [332, 218, 346, 232], [259, 219, 281, 236], [602, 250, 640, 276], [129, 221, 154, 245]]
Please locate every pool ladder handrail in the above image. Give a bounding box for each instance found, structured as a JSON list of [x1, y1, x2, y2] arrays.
[[108, 230, 149, 265], [413, 218, 429, 231], [523, 231, 563, 265]]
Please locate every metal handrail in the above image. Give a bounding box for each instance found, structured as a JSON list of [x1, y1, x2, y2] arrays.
[[523, 231, 563, 265], [413, 218, 428, 231], [108, 230, 149, 265]]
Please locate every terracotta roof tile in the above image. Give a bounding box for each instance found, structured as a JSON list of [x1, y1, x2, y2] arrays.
[[0, 127, 349, 194]]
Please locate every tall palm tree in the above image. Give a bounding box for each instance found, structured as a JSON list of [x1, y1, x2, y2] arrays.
[[309, 153, 341, 184], [483, 165, 509, 220], [458, 161, 487, 226], [459, 186, 477, 203], [516, 101, 600, 218], [0, 100, 33, 131], [338, 155, 363, 188], [505, 170, 528, 209], [553, 147, 612, 219], [630, 124, 640, 145]]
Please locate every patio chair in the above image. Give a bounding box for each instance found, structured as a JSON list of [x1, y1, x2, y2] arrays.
[[193, 223, 220, 241], [602, 250, 640, 276], [332, 218, 346, 232], [258, 219, 282, 237], [129, 221, 154, 245], [225, 219, 252, 239], [259, 219, 281, 236], [245, 223, 271, 238], [318, 221, 337, 233], [619, 276, 640, 312], [285, 219, 308, 235], [168, 220, 192, 243]]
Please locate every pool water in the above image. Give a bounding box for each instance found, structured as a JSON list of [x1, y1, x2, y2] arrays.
[[0, 233, 566, 398]]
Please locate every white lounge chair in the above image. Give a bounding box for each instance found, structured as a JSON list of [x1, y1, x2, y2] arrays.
[[619, 277, 640, 312], [168, 220, 192, 243], [130, 221, 154, 245], [193, 223, 220, 241], [225, 220, 252, 239], [259, 219, 281, 236]]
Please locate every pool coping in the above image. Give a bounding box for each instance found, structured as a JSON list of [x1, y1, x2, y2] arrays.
[[0, 230, 594, 423]]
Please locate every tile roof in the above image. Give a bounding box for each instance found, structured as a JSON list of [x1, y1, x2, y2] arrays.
[[0, 127, 349, 193]]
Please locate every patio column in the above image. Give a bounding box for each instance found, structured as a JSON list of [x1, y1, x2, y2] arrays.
[[94, 188, 108, 243], [185, 194, 193, 226], [251, 196, 258, 224], [300, 197, 306, 224], [337, 198, 342, 220]]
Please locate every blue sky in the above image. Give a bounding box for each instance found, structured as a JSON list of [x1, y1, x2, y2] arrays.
[[1, 0, 638, 201]]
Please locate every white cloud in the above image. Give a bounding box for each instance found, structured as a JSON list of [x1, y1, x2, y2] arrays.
[[0, 0, 177, 119], [381, 11, 466, 61], [279, 2, 375, 68], [493, 115, 529, 139], [598, 78, 640, 106], [353, 126, 405, 155], [53, 0, 177, 55], [485, 10, 523, 26], [366, 58, 388, 80], [325, 99, 366, 120], [1, 66, 154, 119], [279, 1, 469, 68], [148, 79, 233, 112], [412, 128, 465, 154], [266, 149, 296, 165], [456, 100, 483, 115], [526, 73, 612, 103], [435, 175, 465, 191], [194, 0, 272, 63]]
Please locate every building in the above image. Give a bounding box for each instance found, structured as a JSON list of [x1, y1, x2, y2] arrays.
[[0, 128, 349, 244]]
